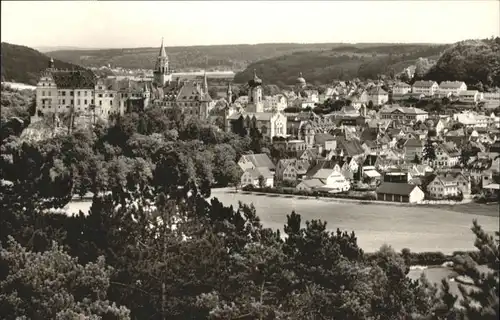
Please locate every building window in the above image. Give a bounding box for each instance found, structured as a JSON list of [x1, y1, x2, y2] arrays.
[[62, 99, 66, 104], [77, 91, 81, 96], [91, 99, 94, 104], [99, 100, 102, 106], [110, 101, 113, 106], [98, 94, 103, 98], [41, 91, 45, 96], [62, 91, 66, 96], [70, 91, 74, 96], [48, 91, 51, 96], [77, 99, 80, 105], [110, 94, 113, 98]]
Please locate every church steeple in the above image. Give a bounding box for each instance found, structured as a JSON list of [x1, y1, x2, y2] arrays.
[[159, 37, 167, 58], [153, 37, 171, 87], [203, 71, 208, 94], [227, 82, 233, 104], [48, 57, 55, 69]]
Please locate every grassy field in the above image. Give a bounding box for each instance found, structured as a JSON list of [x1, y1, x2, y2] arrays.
[[209, 190, 499, 254], [64, 190, 499, 254], [425, 202, 500, 217]]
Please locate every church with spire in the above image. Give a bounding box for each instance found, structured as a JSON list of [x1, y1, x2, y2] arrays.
[[153, 38, 172, 87], [224, 70, 287, 140], [149, 37, 214, 119]]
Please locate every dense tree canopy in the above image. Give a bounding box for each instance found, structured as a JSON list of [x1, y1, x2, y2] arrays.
[[423, 38, 500, 90]]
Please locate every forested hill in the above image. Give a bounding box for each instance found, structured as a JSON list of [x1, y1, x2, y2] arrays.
[[421, 38, 500, 89], [47, 42, 447, 72], [47, 43, 340, 71], [1, 42, 88, 85], [233, 44, 448, 85]]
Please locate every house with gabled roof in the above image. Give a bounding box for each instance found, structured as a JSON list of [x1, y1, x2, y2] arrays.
[[412, 80, 439, 96], [314, 133, 337, 151], [379, 104, 428, 123], [403, 138, 425, 162], [438, 81, 467, 97], [425, 142, 460, 168], [393, 82, 412, 95], [376, 182, 424, 203], [336, 137, 366, 158], [275, 158, 310, 182], [296, 178, 326, 192], [427, 172, 470, 199], [367, 86, 389, 106], [238, 153, 275, 172], [297, 168, 350, 193], [305, 159, 342, 178], [296, 148, 319, 162], [459, 90, 482, 104], [240, 167, 274, 188]]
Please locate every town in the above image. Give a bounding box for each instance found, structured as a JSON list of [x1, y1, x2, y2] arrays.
[[1, 1, 499, 319], [27, 38, 500, 205]]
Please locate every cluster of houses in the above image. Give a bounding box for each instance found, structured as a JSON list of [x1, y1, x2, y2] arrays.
[[399, 80, 500, 107], [235, 101, 500, 203], [30, 43, 500, 205]]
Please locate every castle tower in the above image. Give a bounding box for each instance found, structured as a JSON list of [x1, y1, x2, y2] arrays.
[[296, 72, 306, 93], [48, 57, 55, 70], [247, 69, 263, 113], [227, 82, 233, 104], [142, 82, 150, 108], [153, 38, 172, 87]]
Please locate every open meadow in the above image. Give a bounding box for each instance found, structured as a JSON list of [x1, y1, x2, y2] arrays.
[[66, 189, 499, 254], [209, 190, 499, 254]]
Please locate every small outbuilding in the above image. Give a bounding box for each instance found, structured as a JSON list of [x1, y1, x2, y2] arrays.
[[376, 182, 424, 203]]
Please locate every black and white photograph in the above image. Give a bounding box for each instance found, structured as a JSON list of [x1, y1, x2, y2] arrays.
[[1, 0, 499, 319]]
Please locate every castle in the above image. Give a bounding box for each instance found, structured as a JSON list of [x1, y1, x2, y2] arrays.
[[32, 38, 214, 125], [31, 39, 286, 141]]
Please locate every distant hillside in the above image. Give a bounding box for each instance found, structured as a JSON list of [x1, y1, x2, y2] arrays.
[[234, 44, 449, 85], [47, 43, 348, 71], [46, 42, 447, 73], [36, 46, 106, 53], [422, 38, 500, 89], [1, 42, 88, 85]]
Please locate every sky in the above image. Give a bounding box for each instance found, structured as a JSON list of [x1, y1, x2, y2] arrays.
[[1, 0, 499, 49]]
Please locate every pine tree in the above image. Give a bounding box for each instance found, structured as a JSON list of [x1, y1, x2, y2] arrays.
[[459, 150, 471, 168], [423, 139, 437, 164], [452, 220, 499, 320], [413, 154, 422, 164]]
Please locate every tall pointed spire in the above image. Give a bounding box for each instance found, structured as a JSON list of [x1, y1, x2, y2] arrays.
[[203, 71, 208, 94], [159, 37, 167, 58], [227, 82, 233, 104]]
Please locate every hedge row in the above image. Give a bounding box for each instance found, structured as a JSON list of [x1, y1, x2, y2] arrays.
[[242, 185, 377, 201]]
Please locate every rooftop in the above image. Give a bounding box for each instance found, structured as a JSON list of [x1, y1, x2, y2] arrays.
[[376, 182, 419, 196]]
